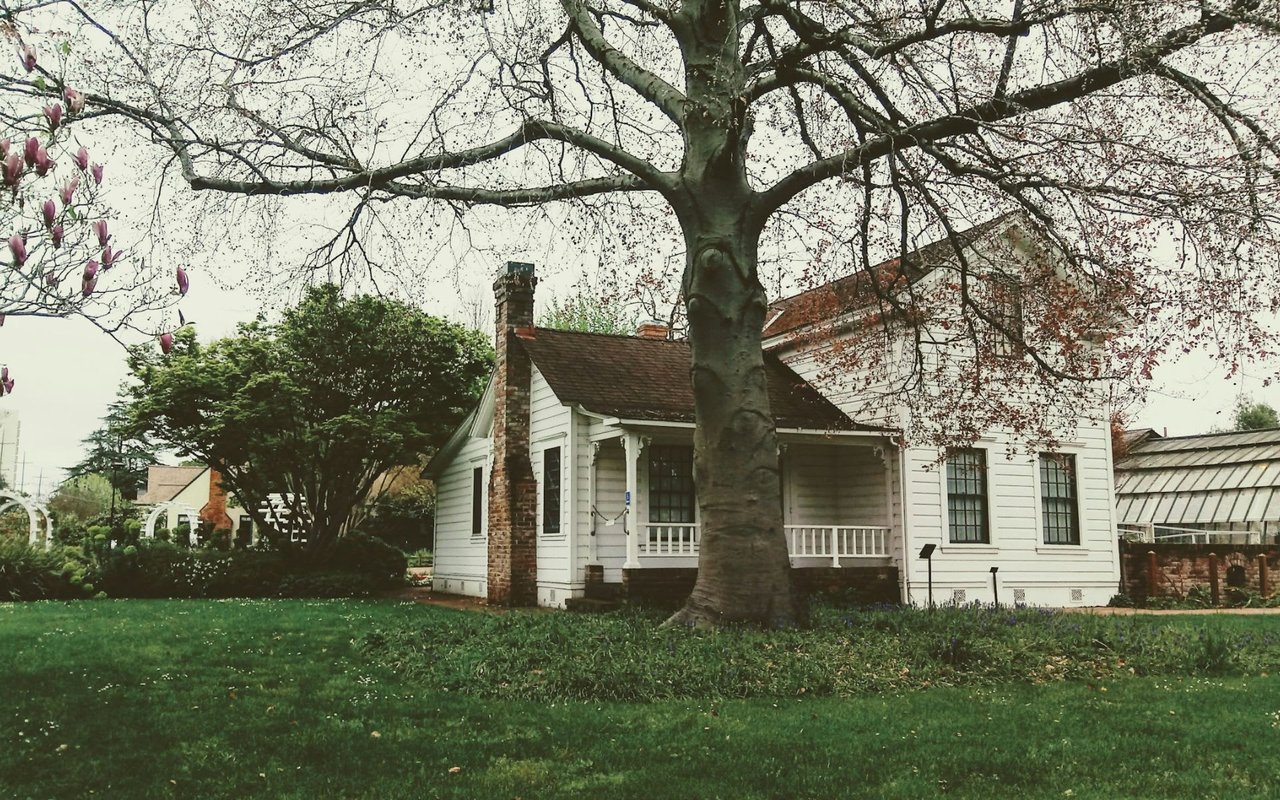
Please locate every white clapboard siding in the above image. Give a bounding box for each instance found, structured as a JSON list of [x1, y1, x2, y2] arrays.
[[432, 433, 490, 598], [530, 367, 572, 588], [592, 439, 629, 583]]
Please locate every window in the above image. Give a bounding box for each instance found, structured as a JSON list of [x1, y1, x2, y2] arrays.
[[1040, 453, 1080, 545], [990, 274, 1024, 356], [946, 448, 989, 543], [542, 447, 562, 535], [648, 445, 695, 523], [471, 466, 484, 537]]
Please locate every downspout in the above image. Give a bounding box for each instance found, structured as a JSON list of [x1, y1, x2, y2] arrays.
[[566, 406, 578, 588], [897, 440, 912, 606]]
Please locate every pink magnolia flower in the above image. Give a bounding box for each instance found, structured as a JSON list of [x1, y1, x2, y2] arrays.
[[41, 199, 56, 229], [23, 137, 39, 167], [3, 154, 22, 188], [17, 44, 36, 73], [8, 234, 27, 266], [90, 163, 104, 186], [159, 332, 175, 354], [43, 104, 63, 132], [60, 174, 80, 206], [51, 224, 64, 248], [1, 367, 8, 382], [44, 269, 58, 286], [0, 139, 8, 159], [64, 88, 85, 115], [83, 259, 99, 281], [1, 378, 12, 395], [101, 247, 122, 268], [74, 146, 89, 171], [81, 276, 97, 297], [176, 266, 189, 296], [93, 219, 109, 247], [33, 147, 54, 177]]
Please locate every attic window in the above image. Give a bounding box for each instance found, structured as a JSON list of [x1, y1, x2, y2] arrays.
[[989, 274, 1024, 356]]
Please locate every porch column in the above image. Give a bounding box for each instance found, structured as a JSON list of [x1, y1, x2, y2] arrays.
[[623, 432, 643, 569], [588, 441, 601, 565]]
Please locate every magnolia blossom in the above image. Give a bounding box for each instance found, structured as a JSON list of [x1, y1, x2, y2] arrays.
[[177, 266, 189, 296], [43, 104, 63, 132], [81, 276, 97, 297], [74, 146, 89, 171], [50, 224, 64, 248], [17, 44, 35, 73], [60, 174, 79, 205], [8, 234, 27, 266], [33, 147, 54, 177], [158, 332, 175, 354], [41, 199, 56, 229], [101, 247, 122, 268], [93, 219, 109, 247], [1, 377, 12, 395], [44, 269, 57, 286], [0, 139, 8, 159], [90, 163, 103, 185], [3, 154, 21, 188], [23, 137, 39, 167], [64, 88, 85, 115], [83, 259, 99, 282]]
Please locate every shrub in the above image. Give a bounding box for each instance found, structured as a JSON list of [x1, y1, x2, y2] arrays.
[[0, 539, 90, 600], [322, 533, 406, 588], [278, 571, 382, 598]]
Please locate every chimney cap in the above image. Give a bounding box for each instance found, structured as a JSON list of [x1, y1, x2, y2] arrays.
[[506, 261, 535, 278], [635, 319, 670, 340]]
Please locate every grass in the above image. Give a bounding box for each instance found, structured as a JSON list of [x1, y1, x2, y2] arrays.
[[0, 600, 1277, 799]]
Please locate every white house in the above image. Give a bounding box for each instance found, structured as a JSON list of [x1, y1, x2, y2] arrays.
[[137, 465, 252, 546], [427, 218, 1120, 609]]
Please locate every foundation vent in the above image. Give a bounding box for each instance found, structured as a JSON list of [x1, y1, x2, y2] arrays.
[[952, 589, 966, 604], [1013, 589, 1026, 604], [1070, 588, 1084, 603]]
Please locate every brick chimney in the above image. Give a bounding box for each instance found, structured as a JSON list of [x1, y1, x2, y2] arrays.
[[488, 261, 539, 606], [198, 467, 233, 531], [635, 319, 670, 340]]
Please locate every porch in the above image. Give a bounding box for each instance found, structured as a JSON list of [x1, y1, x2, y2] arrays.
[[585, 425, 900, 582]]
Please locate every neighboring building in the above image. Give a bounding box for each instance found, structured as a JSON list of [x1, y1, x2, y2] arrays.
[[0, 409, 20, 489], [137, 464, 252, 545], [1115, 428, 1280, 543], [428, 218, 1120, 609]]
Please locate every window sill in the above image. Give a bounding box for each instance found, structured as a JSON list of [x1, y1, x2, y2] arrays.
[[469, 535, 487, 543], [539, 533, 567, 541], [1035, 545, 1088, 556], [939, 545, 998, 555]]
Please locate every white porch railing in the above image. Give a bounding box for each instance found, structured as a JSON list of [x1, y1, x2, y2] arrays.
[[636, 522, 891, 563], [787, 525, 891, 564], [641, 523, 700, 555]]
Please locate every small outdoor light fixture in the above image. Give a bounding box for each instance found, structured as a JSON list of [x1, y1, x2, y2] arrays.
[[989, 566, 1000, 607], [918, 544, 937, 608]]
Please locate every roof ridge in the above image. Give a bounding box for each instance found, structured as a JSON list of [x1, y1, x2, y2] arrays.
[[532, 326, 684, 343]]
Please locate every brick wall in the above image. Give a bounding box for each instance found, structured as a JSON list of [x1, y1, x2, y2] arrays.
[[621, 566, 901, 608], [487, 262, 539, 607], [198, 468, 233, 531], [1118, 539, 1278, 602]]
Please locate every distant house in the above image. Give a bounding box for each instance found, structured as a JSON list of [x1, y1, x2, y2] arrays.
[[137, 465, 252, 545], [428, 217, 1121, 609], [1115, 428, 1280, 543]]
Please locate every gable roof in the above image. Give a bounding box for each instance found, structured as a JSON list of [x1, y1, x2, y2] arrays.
[[136, 465, 206, 505], [762, 214, 1019, 340], [519, 328, 870, 431], [1115, 427, 1280, 525]]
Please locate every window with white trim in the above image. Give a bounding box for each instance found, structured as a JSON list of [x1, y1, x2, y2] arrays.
[[648, 445, 695, 523], [946, 448, 989, 544], [471, 466, 484, 537], [1039, 453, 1080, 545], [542, 447, 562, 535]]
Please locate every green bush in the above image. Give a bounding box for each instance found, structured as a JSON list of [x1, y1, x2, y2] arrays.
[[0, 539, 91, 600], [278, 570, 382, 598], [322, 533, 406, 588]]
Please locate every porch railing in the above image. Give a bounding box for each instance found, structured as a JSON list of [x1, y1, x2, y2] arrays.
[[637, 522, 891, 563], [786, 525, 891, 565]]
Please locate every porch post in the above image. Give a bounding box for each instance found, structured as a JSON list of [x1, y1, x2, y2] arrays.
[[623, 432, 642, 569], [588, 441, 601, 565]]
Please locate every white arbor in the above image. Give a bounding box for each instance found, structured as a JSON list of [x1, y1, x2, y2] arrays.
[[0, 490, 53, 550], [143, 501, 200, 546]]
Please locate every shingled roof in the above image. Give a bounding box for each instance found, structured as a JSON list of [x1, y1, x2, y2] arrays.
[[763, 214, 1017, 339], [518, 328, 873, 431]]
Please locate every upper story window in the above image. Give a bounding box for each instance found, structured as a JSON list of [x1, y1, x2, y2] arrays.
[[542, 447, 562, 535], [648, 445, 695, 523], [989, 273, 1024, 356], [1040, 453, 1080, 545], [471, 466, 484, 537], [946, 448, 989, 544]]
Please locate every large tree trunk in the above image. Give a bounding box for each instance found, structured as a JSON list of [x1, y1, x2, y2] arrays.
[[664, 225, 803, 628]]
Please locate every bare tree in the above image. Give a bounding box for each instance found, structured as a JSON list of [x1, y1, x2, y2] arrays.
[[7, 0, 1280, 626]]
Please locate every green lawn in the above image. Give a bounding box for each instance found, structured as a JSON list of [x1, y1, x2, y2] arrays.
[[1, 600, 1278, 799]]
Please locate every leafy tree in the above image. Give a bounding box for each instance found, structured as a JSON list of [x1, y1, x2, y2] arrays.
[[126, 285, 492, 552], [65, 401, 163, 501], [14, 2, 1280, 625], [539, 290, 640, 336], [48, 473, 114, 523], [1233, 398, 1279, 431]]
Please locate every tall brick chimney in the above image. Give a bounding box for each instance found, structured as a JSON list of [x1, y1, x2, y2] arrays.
[[487, 261, 539, 606], [198, 467, 234, 531]]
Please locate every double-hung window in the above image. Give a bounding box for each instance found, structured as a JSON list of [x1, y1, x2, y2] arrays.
[[946, 449, 989, 544], [1040, 453, 1080, 545], [648, 445, 695, 524], [990, 274, 1024, 357], [542, 447, 562, 536], [471, 466, 484, 537]]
